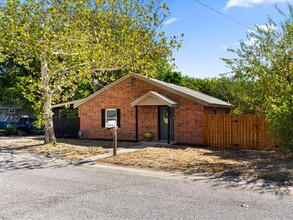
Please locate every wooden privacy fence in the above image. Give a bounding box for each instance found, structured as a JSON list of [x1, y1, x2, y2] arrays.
[[204, 114, 277, 151], [53, 118, 80, 138]]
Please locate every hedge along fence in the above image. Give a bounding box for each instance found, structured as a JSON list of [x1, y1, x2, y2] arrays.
[[203, 114, 278, 151]]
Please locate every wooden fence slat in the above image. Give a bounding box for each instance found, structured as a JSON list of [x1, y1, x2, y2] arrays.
[[203, 114, 276, 151]]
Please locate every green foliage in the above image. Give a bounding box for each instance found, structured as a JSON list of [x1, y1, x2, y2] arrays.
[[0, 0, 181, 143], [157, 71, 183, 85], [3, 125, 16, 136], [267, 108, 293, 153], [180, 75, 262, 113], [0, 58, 38, 114], [223, 4, 293, 152], [53, 109, 79, 119]]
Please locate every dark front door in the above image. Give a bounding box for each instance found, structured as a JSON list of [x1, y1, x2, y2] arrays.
[[159, 106, 174, 142]]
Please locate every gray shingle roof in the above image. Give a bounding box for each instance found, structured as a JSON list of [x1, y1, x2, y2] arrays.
[[149, 77, 232, 107]]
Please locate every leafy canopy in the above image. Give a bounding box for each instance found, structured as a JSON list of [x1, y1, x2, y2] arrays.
[[0, 0, 181, 143], [223, 4, 293, 152]]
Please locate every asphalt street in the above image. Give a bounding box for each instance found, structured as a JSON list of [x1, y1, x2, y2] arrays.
[[0, 150, 292, 220]]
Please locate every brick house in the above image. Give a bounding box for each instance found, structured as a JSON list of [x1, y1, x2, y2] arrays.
[[55, 73, 233, 144]]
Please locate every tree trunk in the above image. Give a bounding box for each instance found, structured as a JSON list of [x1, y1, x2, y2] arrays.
[[43, 94, 56, 144], [41, 58, 56, 144]]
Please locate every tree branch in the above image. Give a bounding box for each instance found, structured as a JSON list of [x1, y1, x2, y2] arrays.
[[52, 62, 90, 75], [52, 52, 80, 56], [89, 65, 128, 72], [51, 64, 129, 95]]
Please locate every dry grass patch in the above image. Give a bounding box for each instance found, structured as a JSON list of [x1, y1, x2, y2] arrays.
[[0, 137, 133, 160], [25, 143, 112, 160], [100, 145, 293, 182]]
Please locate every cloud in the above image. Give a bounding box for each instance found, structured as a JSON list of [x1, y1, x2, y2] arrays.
[[164, 17, 179, 26], [245, 24, 275, 45], [225, 0, 293, 9], [248, 24, 276, 33], [256, 24, 276, 31], [245, 38, 258, 46]]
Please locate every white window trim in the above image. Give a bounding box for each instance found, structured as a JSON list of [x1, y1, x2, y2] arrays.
[[105, 109, 117, 122]]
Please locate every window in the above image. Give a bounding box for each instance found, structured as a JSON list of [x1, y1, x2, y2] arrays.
[[101, 109, 120, 128], [106, 109, 117, 122], [19, 118, 29, 123]]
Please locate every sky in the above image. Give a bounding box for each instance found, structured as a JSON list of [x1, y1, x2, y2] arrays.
[[162, 0, 293, 78]]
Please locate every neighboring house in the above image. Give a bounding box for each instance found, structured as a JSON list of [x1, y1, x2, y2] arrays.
[[0, 102, 29, 122], [53, 73, 233, 144]]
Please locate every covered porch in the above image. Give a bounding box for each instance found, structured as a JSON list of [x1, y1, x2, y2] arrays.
[[131, 91, 178, 144]]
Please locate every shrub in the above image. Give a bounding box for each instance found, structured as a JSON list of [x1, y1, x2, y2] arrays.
[[267, 111, 293, 154], [144, 132, 153, 141], [3, 125, 16, 136]]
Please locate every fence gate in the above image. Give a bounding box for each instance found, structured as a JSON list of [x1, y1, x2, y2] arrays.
[[203, 114, 277, 151], [53, 118, 80, 138]]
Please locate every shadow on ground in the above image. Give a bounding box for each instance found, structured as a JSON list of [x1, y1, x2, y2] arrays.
[[0, 150, 73, 173], [172, 145, 293, 197], [178, 171, 292, 197], [56, 138, 135, 148]]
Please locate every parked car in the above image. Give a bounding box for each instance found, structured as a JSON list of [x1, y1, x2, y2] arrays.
[[0, 115, 44, 136]]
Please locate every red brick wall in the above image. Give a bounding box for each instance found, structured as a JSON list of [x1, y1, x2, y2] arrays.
[[137, 106, 158, 141], [79, 76, 228, 145]]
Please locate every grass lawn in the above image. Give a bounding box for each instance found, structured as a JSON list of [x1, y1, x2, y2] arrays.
[[99, 145, 293, 183], [0, 137, 133, 160]]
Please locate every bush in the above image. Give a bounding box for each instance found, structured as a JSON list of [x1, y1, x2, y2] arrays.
[[144, 132, 153, 141], [3, 125, 16, 136], [267, 111, 293, 154]]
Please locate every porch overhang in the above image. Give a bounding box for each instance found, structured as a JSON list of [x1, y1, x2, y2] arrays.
[[131, 91, 178, 107], [52, 98, 85, 109]]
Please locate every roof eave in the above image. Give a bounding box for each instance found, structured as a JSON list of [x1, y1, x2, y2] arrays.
[[52, 98, 86, 109], [206, 103, 235, 108], [131, 91, 178, 107]]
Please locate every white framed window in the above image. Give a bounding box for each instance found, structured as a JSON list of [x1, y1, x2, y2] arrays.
[[106, 109, 117, 123], [101, 109, 120, 128]]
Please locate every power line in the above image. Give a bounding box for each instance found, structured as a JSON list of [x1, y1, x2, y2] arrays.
[[192, 0, 254, 30]]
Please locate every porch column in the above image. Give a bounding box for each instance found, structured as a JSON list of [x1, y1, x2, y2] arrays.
[[168, 106, 171, 145], [135, 106, 138, 142]]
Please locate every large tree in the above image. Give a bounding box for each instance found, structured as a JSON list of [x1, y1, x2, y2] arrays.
[[0, 58, 34, 109], [223, 5, 293, 152], [0, 0, 180, 143]]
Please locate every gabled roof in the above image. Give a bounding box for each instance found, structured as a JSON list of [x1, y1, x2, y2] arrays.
[[0, 101, 23, 110], [74, 73, 233, 108], [52, 98, 85, 109], [131, 91, 178, 107]]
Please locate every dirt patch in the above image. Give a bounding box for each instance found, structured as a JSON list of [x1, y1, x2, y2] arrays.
[[100, 145, 293, 183], [0, 137, 133, 160]]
